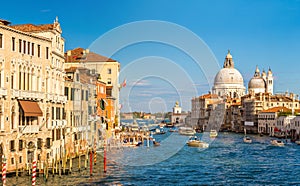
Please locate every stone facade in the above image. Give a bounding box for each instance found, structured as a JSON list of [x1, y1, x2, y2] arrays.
[[64, 67, 101, 157], [0, 18, 66, 171], [243, 93, 300, 133]]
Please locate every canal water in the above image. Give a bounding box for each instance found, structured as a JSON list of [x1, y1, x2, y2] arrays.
[[6, 132, 300, 185]]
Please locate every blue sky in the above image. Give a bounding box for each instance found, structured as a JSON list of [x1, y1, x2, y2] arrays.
[[2, 0, 300, 112]]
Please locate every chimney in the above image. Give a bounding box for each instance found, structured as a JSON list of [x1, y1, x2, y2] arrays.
[[67, 50, 71, 56], [86, 49, 90, 54]]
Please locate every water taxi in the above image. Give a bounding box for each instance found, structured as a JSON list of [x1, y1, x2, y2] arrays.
[[243, 136, 252, 143], [271, 139, 284, 147], [187, 136, 209, 148], [209, 130, 218, 138]]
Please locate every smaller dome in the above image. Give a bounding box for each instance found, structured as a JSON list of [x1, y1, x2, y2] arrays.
[[248, 77, 266, 89]]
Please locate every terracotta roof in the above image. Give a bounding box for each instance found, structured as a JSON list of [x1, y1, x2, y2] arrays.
[[65, 48, 116, 63], [199, 93, 219, 99], [261, 107, 291, 113], [10, 23, 54, 32]]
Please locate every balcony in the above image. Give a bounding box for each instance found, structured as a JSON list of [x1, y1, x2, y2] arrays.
[[0, 88, 7, 96], [12, 90, 44, 100], [19, 125, 39, 134], [47, 93, 67, 103]]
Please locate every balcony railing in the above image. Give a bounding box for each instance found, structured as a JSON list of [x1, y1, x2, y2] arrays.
[[12, 90, 45, 100], [19, 125, 39, 134], [0, 88, 7, 96]]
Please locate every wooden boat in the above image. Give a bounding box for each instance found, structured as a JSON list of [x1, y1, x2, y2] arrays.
[[270, 139, 284, 147], [209, 130, 218, 138], [187, 136, 209, 148]]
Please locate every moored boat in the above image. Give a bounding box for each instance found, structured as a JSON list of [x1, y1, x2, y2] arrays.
[[209, 130, 218, 138], [295, 140, 300, 145], [271, 139, 284, 147]]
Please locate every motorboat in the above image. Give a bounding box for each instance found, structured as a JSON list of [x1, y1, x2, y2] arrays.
[[271, 139, 284, 147], [243, 136, 252, 143], [178, 127, 195, 136], [295, 140, 300, 145], [187, 136, 209, 148], [209, 130, 218, 138], [155, 128, 166, 134]]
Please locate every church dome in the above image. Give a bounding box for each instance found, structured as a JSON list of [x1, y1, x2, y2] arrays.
[[214, 68, 244, 85], [248, 77, 266, 89], [212, 50, 246, 98]]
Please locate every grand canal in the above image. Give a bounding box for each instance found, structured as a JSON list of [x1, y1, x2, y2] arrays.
[[6, 132, 300, 185]]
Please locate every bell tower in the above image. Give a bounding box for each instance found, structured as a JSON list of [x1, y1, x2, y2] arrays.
[[266, 67, 273, 94]]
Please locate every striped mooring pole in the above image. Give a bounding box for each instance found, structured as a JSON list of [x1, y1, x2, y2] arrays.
[[32, 160, 37, 186], [2, 155, 6, 186], [94, 142, 97, 165]]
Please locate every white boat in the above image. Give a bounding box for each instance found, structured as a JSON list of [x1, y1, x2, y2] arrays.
[[243, 129, 252, 143], [187, 137, 209, 148], [295, 140, 300, 145], [178, 127, 195, 136], [209, 130, 218, 138], [271, 139, 284, 147], [243, 136, 252, 143]]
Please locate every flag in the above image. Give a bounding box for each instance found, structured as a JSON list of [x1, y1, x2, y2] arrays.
[[121, 79, 127, 87]]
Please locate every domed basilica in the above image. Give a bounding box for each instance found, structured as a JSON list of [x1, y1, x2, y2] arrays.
[[212, 50, 246, 98], [212, 50, 273, 98]]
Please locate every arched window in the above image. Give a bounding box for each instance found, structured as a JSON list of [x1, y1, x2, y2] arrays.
[[234, 92, 237, 98]]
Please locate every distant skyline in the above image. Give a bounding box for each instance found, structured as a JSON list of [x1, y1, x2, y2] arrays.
[[2, 0, 300, 112]]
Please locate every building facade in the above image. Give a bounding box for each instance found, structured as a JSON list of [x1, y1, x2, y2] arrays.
[[170, 101, 187, 124], [0, 18, 66, 171], [65, 48, 120, 126], [242, 92, 299, 133], [64, 67, 100, 156]]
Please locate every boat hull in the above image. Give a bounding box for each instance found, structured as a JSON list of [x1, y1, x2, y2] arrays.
[[187, 140, 209, 148]]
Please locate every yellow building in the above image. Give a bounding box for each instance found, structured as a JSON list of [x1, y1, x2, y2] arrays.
[[65, 48, 120, 139], [0, 18, 66, 171]]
